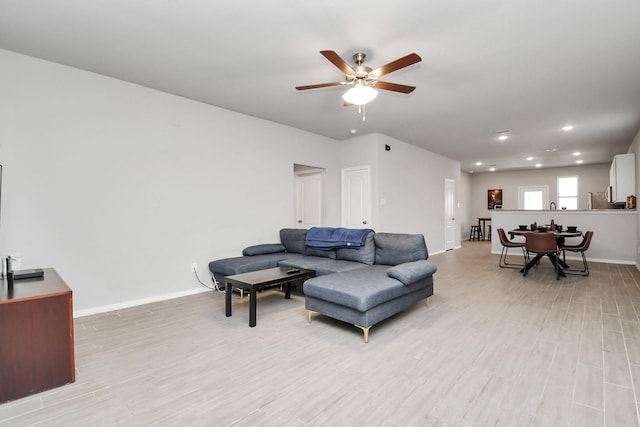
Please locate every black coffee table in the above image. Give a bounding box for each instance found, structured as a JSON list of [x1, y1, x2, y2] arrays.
[[225, 266, 315, 327]]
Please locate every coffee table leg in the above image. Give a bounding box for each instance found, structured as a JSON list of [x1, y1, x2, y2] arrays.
[[249, 288, 257, 327], [225, 281, 232, 317], [284, 281, 291, 299]]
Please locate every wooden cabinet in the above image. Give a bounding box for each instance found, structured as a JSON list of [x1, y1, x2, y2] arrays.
[[609, 153, 635, 204], [0, 268, 75, 403]]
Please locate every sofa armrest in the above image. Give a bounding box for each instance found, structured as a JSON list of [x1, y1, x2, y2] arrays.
[[242, 243, 286, 256], [386, 260, 437, 285]]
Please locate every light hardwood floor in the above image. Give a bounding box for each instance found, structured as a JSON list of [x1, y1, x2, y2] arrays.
[[1, 241, 640, 426]]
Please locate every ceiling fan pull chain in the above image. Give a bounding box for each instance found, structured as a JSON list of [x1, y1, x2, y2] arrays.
[[356, 104, 366, 121]]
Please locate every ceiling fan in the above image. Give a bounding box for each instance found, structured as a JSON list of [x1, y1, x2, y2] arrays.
[[296, 50, 422, 105]]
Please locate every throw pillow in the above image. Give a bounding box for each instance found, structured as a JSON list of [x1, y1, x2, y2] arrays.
[[242, 243, 286, 256], [386, 260, 437, 286]]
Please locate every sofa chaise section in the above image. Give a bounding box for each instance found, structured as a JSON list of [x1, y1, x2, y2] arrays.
[[304, 232, 436, 342]]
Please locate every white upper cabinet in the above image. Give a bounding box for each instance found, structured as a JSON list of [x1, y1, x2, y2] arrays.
[[609, 153, 635, 204]]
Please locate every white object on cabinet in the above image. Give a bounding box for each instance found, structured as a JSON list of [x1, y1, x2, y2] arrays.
[[608, 153, 635, 204]]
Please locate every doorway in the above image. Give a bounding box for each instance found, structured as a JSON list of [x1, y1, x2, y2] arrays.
[[518, 185, 549, 210], [294, 165, 324, 229], [444, 179, 456, 250], [341, 165, 371, 229]]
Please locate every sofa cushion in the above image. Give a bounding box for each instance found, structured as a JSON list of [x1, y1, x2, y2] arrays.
[[303, 265, 409, 312], [279, 258, 369, 276], [336, 231, 375, 265], [305, 246, 337, 259], [208, 253, 305, 276], [386, 260, 438, 286], [280, 228, 307, 254], [374, 233, 428, 265], [242, 243, 286, 256]]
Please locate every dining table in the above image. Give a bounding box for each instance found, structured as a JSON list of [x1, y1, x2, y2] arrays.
[[508, 229, 582, 277]]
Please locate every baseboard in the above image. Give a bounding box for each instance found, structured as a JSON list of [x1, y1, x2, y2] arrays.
[[73, 287, 212, 318]]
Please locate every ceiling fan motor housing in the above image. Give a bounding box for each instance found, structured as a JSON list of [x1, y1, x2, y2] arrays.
[[352, 53, 373, 80]]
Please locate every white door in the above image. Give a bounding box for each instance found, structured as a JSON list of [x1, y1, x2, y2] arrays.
[[341, 166, 371, 229], [295, 170, 323, 229], [518, 185, 549, 210], [444, 179, 455, 250]]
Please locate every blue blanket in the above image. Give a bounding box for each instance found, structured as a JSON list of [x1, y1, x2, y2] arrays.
[[305, 227, 372, 249]]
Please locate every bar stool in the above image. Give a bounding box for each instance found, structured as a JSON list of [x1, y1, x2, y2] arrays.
[[469, 225, 482, 241], [487, 225, 492, 241]]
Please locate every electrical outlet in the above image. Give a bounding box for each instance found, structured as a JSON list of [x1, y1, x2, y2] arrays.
[[190, 263, 197, 273]]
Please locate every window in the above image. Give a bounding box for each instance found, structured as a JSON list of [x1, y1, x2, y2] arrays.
[[558, 176, 578, 210], [518, 185, 549, 210]]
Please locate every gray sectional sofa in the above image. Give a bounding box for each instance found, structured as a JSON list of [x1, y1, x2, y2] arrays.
[[208, 228, 437, 342]]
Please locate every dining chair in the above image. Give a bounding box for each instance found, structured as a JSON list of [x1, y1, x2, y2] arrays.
[[497, 228, 526, 269], [559, 231, 593, 276], [524, 232, 562, 280]]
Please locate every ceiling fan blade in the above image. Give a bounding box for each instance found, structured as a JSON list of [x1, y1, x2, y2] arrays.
[[296, 82, 344, 90], [370, 53, 422, 77], [320, 50, 355, 75], [374, 81, 417, 94]]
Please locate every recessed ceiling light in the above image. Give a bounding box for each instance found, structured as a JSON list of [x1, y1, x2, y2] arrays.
[[489, 165, 496, 172], [475, 161, 483, 166], [572, 152, 581, 156], [350, 129, 358, 134], [526, 156, 534, 161], [535, 163, 542, 168], [495, 129, 511, 141], [576, 159, 584, 164], [545, 148, 557, 152], [562, 125, 574, 131]]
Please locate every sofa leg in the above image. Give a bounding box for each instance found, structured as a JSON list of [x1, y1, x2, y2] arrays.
[[356, 325, 371, 343], [307, 310, 315, 323], [425, 297, 430, 308]]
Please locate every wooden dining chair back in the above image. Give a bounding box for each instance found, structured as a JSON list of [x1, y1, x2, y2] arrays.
[[497, 228, 526, 269], [560, 231, 593, 276], [524, 232, 561, 279]]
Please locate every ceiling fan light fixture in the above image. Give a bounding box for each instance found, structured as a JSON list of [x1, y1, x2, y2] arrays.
[[342, 82, 378, 105]]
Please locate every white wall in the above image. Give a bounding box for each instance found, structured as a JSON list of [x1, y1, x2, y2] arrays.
[[375, 134, 461, 254], [627, 128, 640, 268], [333, 132, 462, 254], [0, 49, 464, 313], [0, 49, 343, 313], [334, 132, 463, 254], [468, 163, 610, 221], [459, 172, 473, 240]]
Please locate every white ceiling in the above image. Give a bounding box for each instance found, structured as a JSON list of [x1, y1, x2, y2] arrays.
[[2, 0, 639, 173]]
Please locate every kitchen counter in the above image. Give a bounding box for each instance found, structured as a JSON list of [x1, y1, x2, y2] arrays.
[[490, 210, 637, 264]]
